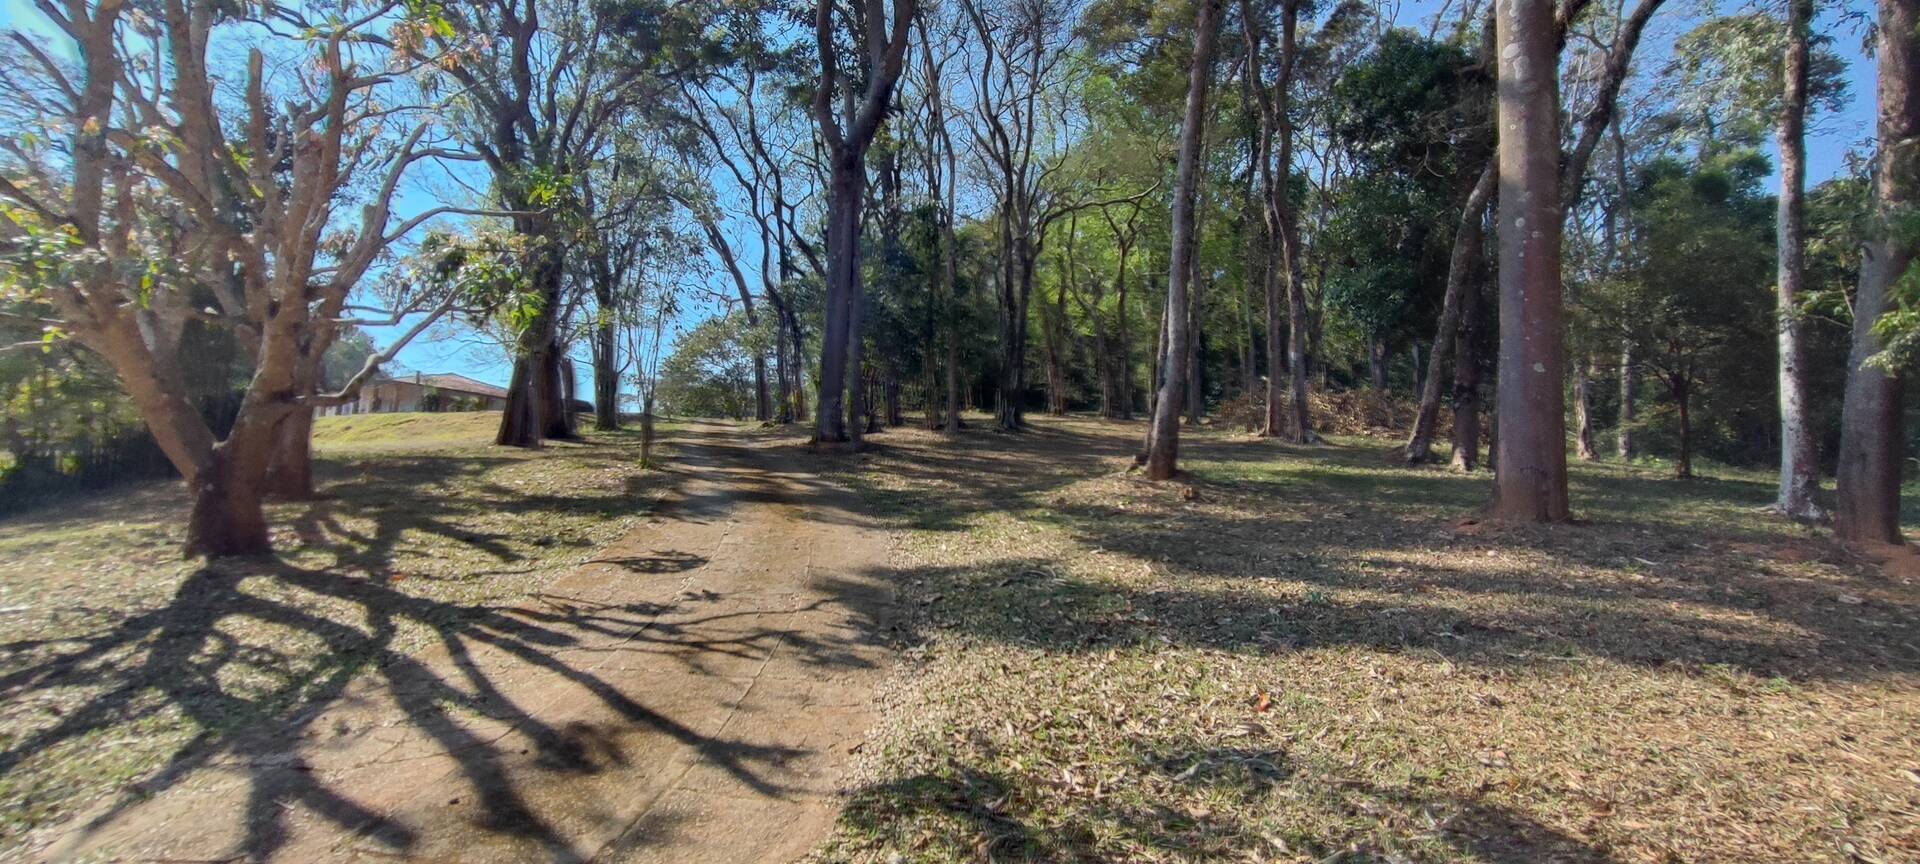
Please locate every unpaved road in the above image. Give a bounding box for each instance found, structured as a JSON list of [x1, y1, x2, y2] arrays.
[[46, 423, 894, 863]]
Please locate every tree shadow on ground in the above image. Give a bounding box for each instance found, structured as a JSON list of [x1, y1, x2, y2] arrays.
[[0, 424, 890, 862], [828, 746, 1615, 863], [847, 418, 1919, 682]]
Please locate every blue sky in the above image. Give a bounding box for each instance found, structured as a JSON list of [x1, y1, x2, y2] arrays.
[[0, 0, 1883, 404]]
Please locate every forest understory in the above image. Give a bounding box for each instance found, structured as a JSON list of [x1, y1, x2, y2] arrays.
[[813, 414, 1920, 864]]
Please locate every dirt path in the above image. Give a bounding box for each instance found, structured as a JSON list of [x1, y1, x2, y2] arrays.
[[46, 423, 894, 864]]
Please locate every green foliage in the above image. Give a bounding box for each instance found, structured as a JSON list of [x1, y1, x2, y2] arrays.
[[1330, 30, 1480, 180], [1661, 13, 1851, 151], [656, 314, 760, 418], [1602, 152, 1777, 463]]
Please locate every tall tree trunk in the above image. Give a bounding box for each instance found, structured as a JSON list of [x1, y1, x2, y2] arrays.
[[593, 308, 620, 431], [944, 329, 962, 432], [1410, 342, 1425, 402], [1185, 266, 1204, 425], [1774, 0, 1823, 519], [1573, 359, 1598, 459], [1240, 277, 1257, 400], [540, 339, 574, 441], [1835, 0, 1918, 543], [1451, 246, 1489, 471], [816, 156, 863, 444], [885, 360, 904, 426], [1284, 237, 1313, 442], [1248, 0, 1307, 441], [1046, 267, 1070, 415], [1408, 165, 1495, 462], [1115, 237, 1136, 419], [1144, 0, 1223, 480], [775, 322, 793, 423], [811, 0, 913, 447], [1490, 0, 1570, 522], [1674, 380, 1694, 479], [1617, 342, 1637, 458]]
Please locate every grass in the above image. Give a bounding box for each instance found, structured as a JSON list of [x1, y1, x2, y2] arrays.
[[810, 415, 1920, 864], [0, 411, 679, 859], [310, 410, 511, 451]]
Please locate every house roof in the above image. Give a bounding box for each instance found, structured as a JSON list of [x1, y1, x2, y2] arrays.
[[412, 373, 509, 400]]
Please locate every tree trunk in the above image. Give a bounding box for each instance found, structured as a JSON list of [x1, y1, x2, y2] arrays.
[[262, 409, 316, 499], [1489, 0, 1570, 523], [1674, 381, 1694, 479], [944, 329, 962, 432], [1144, 0, 1223, 480], [1240, 281, 1257, 400], [1367, 335, 1390, 391], [1617, 342, 1637, 458], [640, 396, 657, 467], [1184, 270, 1203, 426], [496, 355, 544, 448], [1574, 359, 1598, 460], [775, 322, 793, 423], [1835, 0, 1918, 543], [816, 154, 864, 445], [885, 361, 904, 426], [184, 412, 281, 557], [1262, 236, 1287, 436], [1408, 165, 1495, 462], [1451, 248, 1488, 471], [593, 311, 620, 431], [1247, 0, 1305, 440], [1774, 0, 1823, 519], [1116, 242, 1135, 420]]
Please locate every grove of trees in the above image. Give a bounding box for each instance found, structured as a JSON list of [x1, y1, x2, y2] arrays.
[[2, 0, 1917, 553]]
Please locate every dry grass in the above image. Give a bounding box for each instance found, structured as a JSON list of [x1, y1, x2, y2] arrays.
[[0, 413, 678, 859], [812, 415, 1920, 864]]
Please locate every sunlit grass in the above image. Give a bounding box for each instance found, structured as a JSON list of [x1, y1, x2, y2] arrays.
[[815, 415, 1920, 864]]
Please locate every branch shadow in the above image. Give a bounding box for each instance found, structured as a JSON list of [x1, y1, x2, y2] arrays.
[[2, 424, 889, 862]]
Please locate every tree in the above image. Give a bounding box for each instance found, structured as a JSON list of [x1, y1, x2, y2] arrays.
[[1142, 0, 1225, 481], [1834, 0, 1918, 544], [410, 0, 702, 447], [1773, 0, 1821, 517], [1488, 0, 1568, 521], [0, 0, 475, 554], [1245, 0, 1313, 441], [813, 0, 917, 447], [957, 0, 1083, 432], [1608, 155, 1775, 479]]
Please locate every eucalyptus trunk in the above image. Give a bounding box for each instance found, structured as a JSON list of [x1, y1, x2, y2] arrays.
[[1774, 0, 1823, 519]]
